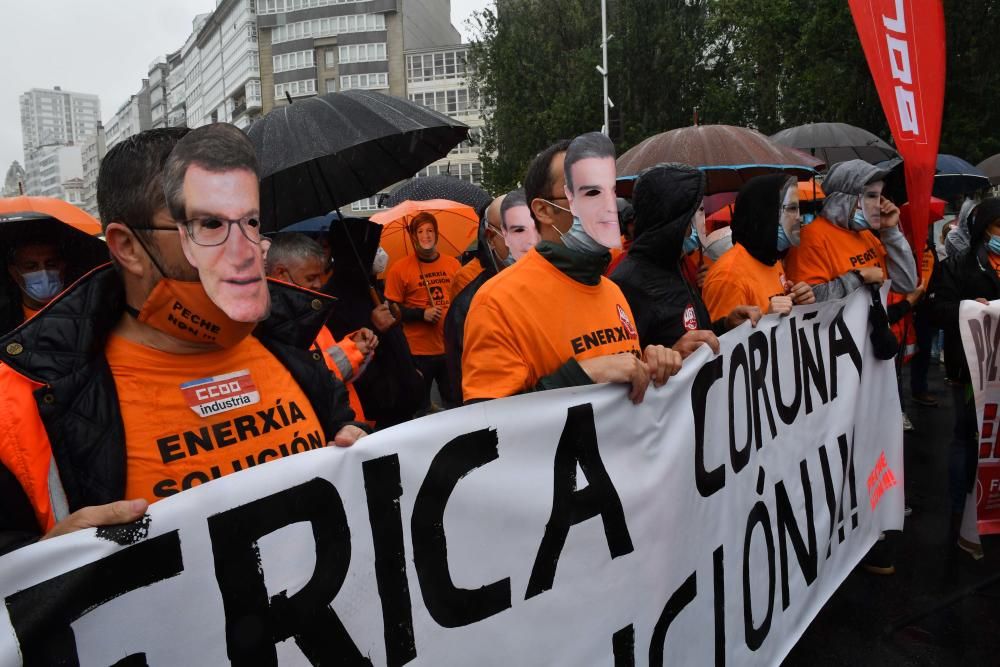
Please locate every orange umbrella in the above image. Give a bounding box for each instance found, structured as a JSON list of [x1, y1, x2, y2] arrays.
[[0, 196, 102, 235], [705, 179, 825, 233], [369, 198, 478, 269]]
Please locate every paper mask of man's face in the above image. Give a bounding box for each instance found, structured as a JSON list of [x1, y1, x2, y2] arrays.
[[565, 156, 621, 249]]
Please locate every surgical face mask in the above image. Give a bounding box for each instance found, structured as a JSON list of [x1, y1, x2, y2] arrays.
[[560, 216, 608, 255], [682, 226, 699, 254], [776, 225, 792, 252], [20, 269, 63, 302], [802, 213, 815, 226], [372, 247, 389, 275], [852, 209, 871, 231], [988, 234, 1000, 256]]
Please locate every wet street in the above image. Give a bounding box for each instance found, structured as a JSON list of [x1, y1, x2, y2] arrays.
[[786, 364, 1000, 666]]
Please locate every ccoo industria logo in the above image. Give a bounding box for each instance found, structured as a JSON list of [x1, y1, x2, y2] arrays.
[[181, 369, 261, 418]]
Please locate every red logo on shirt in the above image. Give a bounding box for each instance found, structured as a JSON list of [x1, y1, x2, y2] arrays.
[[181, 369, 260, 418], [683, 304, 698, 331], [617, 305, 638, 339]]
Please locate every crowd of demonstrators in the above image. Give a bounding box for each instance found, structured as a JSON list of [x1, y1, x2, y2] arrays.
[[928, 197, 1000, 561], [1, 119, 991, 570], [0, 125, 366, 554], [461, 133, 682, 403]]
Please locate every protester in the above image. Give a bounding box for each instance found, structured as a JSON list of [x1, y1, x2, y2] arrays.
[[265, 232, 377, 423], [610, 163, 760, 355], [324, 218, 425, 429], [3, 239, 65, 327], [462, 133, 681, 403], [784, 160, 917, 300], [525, 139, 574, 242], [0, 126, 366, 554], [944, 199, 977, 259], [702, 174, 815, 320], [445, 189, 533, 404], [384, 212, 461, 411], [928, 197, 1000, 560], [451, 198, 509, 298]]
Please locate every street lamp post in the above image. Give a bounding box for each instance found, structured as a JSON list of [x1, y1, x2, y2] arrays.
[[599, 0, 611, 136]]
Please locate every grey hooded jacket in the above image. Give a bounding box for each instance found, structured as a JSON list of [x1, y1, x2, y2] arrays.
[[812, 160, 918, 301]]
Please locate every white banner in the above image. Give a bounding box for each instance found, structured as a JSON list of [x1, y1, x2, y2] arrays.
[[958, 299, 1000, 536], [0, 288, 903, 666]]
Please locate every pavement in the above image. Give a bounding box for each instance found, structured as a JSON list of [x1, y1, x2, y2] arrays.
[[785, 363, 1000, 666]]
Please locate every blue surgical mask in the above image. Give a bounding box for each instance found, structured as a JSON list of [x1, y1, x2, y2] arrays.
[[21, 269, 63, 302], [988, 234, 1000, 256], [852, 209, 871, 230], [776, 225, 792, 252], [682, 226, 699, 254], [802, 213, 815, 226]]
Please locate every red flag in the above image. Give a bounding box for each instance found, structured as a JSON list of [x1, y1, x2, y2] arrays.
[[849, 0, 946, 254]]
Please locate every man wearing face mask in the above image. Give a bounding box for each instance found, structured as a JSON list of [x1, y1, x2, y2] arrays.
[[0, 126, 366, 554], [384, 212, 461, 411], [462, 132, 682, 403], [4, 241, 65, 324], [265, 232, 378, 424], [784, 160, 917, 300], [451, 197, 510, 299], [445, 189, 536, 404], [703, 174, 816, 321], [611, 164, 762, 356]]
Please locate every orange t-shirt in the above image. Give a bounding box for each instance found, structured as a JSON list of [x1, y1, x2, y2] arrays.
[[702, 243, 786, 320], [989, 253, 1000, 275], [21, 304, 39, 322], [462, 248, 642, 401], [920, 247, 935, 290], [106, 334, 327, 502], [783, 216, 887, 286], [451, 257, 484, 299], [384, 253, 461, 356], [313, 326, 367, 423]]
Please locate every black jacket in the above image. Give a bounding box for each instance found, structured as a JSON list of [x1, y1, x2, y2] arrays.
[[610, 164, 719, 347], [444, 220, 501, 405], [0, 266, 363, 554], [929, 248, 1000, 383]]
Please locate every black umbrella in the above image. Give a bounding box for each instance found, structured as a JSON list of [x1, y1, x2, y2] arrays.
[[386, 175, 492, 214], [933, 154, 991, 200], [247, 90, 469, 233], [770, 122, 898, 166], [977, 153, 1000, 186]]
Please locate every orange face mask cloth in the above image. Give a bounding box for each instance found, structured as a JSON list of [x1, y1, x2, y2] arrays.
[[133, 278, 256, 348]]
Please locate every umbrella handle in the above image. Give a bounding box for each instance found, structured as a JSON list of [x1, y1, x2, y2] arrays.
[[370, 286, 402, 328]]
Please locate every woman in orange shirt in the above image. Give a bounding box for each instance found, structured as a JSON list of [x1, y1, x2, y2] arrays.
[[703, 174, 815, 320]]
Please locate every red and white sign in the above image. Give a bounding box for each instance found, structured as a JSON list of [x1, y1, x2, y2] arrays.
[[617, 304, 638, 339], [849, 0, 946, 255], [180, 369, 260, 418]]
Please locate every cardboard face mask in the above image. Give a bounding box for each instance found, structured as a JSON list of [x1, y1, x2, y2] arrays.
[[565, 156, 621, 249]]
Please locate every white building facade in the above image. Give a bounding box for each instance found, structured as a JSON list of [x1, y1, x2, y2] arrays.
[[24, 145, 83, 200]]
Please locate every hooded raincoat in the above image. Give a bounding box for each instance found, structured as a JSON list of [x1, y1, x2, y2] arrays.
[[702, 174, 792, 320], [784, 160, 917, 301], [610, 164, 720, 347]]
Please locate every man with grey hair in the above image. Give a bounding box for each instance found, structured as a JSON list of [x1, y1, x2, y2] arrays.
[[265, 232, 329, 291]]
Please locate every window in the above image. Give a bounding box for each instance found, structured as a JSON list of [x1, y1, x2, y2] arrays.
[[351, 196, 384, 212], [248, 23, 258, 42], [406, 50, 468, 83], [415, 161, 482, 185], [273, 50, 315, 73], [340, 72, 388, 90], [325, 50, 335, 67], [274, 79, 317, 99], [259, 0, 361, 14], [408, 88, 476, 117], [271, 14, 386, 44], [325, 79, 337, 93], [338, 43, 386, 64]]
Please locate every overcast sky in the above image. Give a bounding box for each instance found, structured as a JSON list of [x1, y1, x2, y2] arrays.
[[0, 0, 490, 171]]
